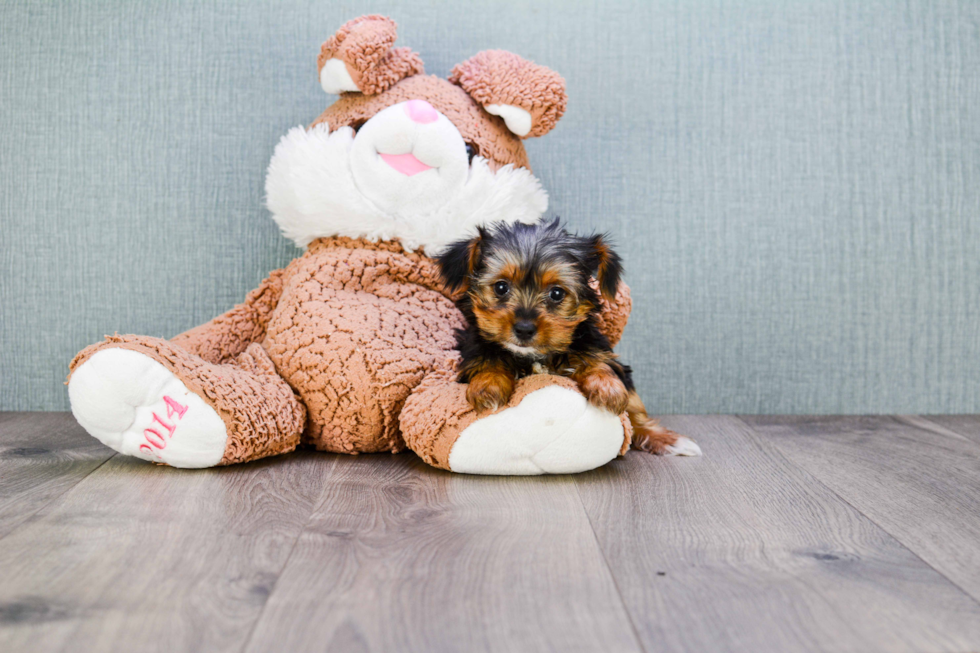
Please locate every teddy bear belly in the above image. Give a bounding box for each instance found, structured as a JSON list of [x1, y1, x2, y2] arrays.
[[262, 288, 460, 454]]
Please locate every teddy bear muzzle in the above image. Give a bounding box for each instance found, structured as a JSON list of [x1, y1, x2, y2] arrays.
[[349, 100, 471, 215]]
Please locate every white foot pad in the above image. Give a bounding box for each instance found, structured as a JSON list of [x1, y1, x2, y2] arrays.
[[68, 348, 227, 468], [448, 386, 625, 475], [664, 435, 702, 457]]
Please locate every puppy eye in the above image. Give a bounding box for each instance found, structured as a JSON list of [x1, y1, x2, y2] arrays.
[[493, 280, 510, 297], [549, 287, 566, 303], [465, 143, 478, 163]]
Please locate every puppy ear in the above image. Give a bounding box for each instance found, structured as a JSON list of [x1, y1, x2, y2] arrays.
[[449, 50, 567, 138], [588, 234, 623, 301], [318, 15, 424, 95], [437, 229, 485, 293]]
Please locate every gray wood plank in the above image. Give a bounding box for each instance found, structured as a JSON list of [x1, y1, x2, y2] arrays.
[[918, 414, 980, 447], [577, 415, 980, 653], [742, 414, 980, 606], [0, 449, 331, 653], [0, 412, 115, 540], [243, 454, 642, 653]]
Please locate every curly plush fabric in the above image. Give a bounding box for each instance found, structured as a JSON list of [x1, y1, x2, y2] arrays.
[[450, 50, 567, 139], [261, 237, 631, 458], [67, 16, 635, 473], [592, 278, 632, 347], [171, 268, 287, 364], [69, 237, 633, 466], [262, 237, 464, 454], [317, 15, 423, 95], [311, 75, 530, 171], [400, 372, 632, 471], [69, 336, 306, 465]]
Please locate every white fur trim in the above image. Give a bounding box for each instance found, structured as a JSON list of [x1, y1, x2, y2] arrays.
[[265, 122, 549, 255], [448, 385, 624, 475], [484, 104, 533, 137], [69, 349, 227, 468], [320, 58, 359, 94], [349, 103, 471, 217]]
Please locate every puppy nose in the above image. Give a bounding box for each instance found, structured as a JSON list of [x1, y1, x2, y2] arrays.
[[404, 99, 439, 124], [513, 320, 537, 340]]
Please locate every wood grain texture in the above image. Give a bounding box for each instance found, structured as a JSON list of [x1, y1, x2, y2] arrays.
[[243, 454, 642, 653], [0, 412, 115, 540], [6, 413, 980, 653], [742, 415, 980, 606], [576, 415, 980, 653], [0, 448, 331, 653], [919, 414, 980, 447]]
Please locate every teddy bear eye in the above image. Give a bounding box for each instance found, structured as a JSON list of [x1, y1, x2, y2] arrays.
[[548, 287, 566, 303], [465, 143, 478, 163], [493, 280, 510, 297]]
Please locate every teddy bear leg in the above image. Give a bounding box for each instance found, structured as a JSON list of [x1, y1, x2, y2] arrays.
[[400, 370, 630, 475], [68, 336, 305, 468]]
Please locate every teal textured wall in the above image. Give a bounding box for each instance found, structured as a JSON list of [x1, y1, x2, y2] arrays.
[[2, 0, 978, 412]]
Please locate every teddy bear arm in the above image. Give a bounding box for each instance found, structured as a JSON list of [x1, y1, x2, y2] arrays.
[[169, 268, 287, 364], [595, 280, 633, 348], [399, 367, 631, 474]]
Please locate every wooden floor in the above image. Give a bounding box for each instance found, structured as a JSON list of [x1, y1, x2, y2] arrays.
[[1, 414, 980, 652]]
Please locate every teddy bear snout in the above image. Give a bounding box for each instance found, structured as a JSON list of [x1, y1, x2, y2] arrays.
[[346, 101, 471, 217], [353, 102, 466, 171], [404, 99, 439, 124]]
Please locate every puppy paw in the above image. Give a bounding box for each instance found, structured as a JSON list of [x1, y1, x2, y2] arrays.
[[466, 371, 515, 413], [577, 369, 630, 414]]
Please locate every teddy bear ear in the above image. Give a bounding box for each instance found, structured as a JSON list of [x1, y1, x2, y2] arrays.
[[317, 15, 424, 96], [449, 50, 567, 139]]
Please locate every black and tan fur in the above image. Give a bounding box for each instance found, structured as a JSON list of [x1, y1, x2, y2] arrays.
[[437, 218, 683, 455]]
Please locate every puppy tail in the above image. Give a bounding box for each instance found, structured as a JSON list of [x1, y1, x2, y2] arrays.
[[627, 391, 700, 456]]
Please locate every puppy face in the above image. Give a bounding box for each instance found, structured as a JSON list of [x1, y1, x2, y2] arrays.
[[439, 219, 623, 358]]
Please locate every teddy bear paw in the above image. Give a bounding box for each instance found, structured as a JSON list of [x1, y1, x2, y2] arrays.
[[68, 348, 227, 468], [447, 385, 625, 475]]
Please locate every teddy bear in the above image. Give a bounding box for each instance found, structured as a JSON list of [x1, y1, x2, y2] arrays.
[[67, 15, 701, 474]]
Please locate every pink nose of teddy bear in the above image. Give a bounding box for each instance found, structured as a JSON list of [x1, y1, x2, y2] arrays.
[[404, 99, 439, 124]]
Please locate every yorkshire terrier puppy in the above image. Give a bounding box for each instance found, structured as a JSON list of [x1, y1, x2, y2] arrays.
[[438, 218, 697, 455]]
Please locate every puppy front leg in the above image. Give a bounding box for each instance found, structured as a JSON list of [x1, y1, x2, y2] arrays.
[[465, 360, 516, 413], [572, 361, 630, 415]]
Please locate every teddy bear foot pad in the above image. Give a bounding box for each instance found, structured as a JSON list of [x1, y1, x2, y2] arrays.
[[447, 385, 627, 475], [68, 348, 228, 468]]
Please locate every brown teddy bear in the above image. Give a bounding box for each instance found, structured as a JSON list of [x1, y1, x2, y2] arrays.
[[67, 15, 700, 474]]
